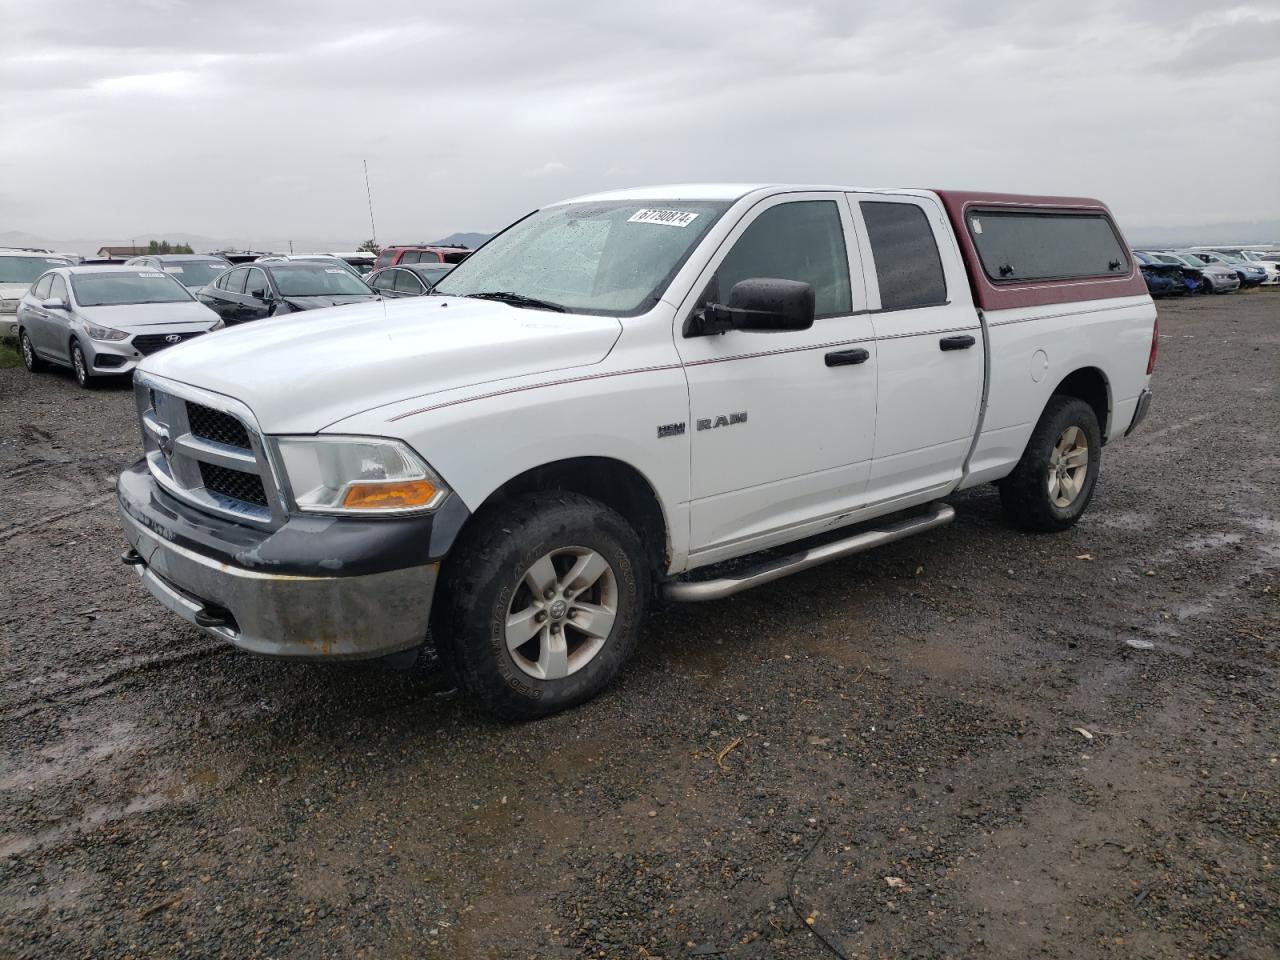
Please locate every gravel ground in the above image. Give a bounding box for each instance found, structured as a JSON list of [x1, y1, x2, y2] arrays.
[[0, 292, 1276, 959]]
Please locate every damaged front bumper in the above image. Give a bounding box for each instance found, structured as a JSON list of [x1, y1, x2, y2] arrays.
[[117, 459, 465, 660]]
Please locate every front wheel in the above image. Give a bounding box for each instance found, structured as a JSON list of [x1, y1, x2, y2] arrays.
[[19, 330, 47, 372], [433, 492, 649, 720], [998, 396, 1102, 532], [70, 340, 96, 389]]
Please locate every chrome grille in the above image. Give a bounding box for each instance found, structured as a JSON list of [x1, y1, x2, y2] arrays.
[[133, 374, 283, 526]]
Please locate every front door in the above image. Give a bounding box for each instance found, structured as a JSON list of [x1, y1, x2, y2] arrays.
[[676, 193, 878, 563], [846, 193, 985, 503]]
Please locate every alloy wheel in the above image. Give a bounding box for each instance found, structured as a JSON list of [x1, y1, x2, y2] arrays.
[[1047, 425, 1089, 508], [504, 546, 619, 680]]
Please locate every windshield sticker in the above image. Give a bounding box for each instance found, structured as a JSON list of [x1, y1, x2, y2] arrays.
[[970, 218, 983, 235], [46, 258, 68, 264], [138, 271, 166, 278], [628, 209, 699, 228], [163, 266, 185, 273], [324, 268, 345, 274]]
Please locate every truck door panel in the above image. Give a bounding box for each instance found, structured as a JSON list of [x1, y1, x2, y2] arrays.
[[847, 195, 984, 502], [677, 194, 877, 561]]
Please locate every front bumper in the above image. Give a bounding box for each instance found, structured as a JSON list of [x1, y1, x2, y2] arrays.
[[117, 459, 465, 660]]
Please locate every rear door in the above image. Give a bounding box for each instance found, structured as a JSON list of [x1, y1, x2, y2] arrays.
[[677, 193, 878, 562], [846, 193, 984, 503]]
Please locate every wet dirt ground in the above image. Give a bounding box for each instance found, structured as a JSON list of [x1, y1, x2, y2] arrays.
[[0, 293, 1276, 959]]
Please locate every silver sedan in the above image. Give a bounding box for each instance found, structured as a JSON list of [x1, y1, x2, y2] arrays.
[[16, 266, 222, 388]]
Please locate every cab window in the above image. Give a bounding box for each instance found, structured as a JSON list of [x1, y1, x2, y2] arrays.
[[712, 200, 852, 319], [860, 201, 948, 311]]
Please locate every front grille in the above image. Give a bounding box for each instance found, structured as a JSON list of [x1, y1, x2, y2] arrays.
[[133, 331, 205, 356], [187, 401, 251, 449], [135, 380, 278, 525], [200, 462, 269, 507]]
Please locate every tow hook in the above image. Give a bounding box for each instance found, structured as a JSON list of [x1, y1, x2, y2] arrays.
[[121, 548, 145, 566]]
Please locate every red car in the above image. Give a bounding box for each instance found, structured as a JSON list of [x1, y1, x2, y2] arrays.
[[372, 244, 472, 270]]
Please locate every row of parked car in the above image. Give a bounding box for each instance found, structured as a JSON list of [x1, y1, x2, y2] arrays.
[[1133, 247, 1279, 297], [4, 235, 1275, 389], [4, 243, 470, 387]]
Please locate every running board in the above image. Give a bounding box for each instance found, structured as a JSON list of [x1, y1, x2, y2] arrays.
[[663, 502, 956, 602]]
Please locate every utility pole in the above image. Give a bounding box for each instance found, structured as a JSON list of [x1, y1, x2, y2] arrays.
[[363, 159, 378, 246]]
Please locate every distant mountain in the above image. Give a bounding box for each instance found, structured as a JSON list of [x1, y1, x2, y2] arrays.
[[1127, 218, 1280, 248], [430, 232, 492, 249]]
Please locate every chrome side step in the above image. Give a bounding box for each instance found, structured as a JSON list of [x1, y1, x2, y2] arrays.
[[663, 502, 956, 602]]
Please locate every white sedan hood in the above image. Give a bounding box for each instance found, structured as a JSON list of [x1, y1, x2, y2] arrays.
[[141, 297, 624, 433]]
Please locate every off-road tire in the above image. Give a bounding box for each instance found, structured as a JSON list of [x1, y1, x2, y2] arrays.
[[19, 330, 46, 372], [998, 395, 1102, 532], [433, 492, 649, 720]]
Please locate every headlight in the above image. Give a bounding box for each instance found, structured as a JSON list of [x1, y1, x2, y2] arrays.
[[273, 436, 449, 514], [0, 299, 17, 315], [83, 323, 129, 341]]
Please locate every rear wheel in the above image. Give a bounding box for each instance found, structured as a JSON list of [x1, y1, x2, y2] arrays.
[[70, 340, 96, 389], [434, 492, 648, 720], [19, 330, 46, 372], [998, 396, 1102, 532]]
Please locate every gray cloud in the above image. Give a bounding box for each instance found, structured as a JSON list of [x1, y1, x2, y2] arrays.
[[1, 0, 1277, 248]]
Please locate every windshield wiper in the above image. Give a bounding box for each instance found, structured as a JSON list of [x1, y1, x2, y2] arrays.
[[463, 291, 567, 312]]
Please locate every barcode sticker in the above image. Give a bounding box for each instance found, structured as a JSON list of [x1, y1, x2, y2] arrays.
[[628, 209, 699, 228], [163, 266, 184, 273], [970, 218, 983, 235], [138, 271, 165, 278], [325, 268, 344, 273]]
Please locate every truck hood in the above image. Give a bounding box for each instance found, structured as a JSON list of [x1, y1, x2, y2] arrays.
[[140, 296, 623, 433], [77, 300, 220, 330]]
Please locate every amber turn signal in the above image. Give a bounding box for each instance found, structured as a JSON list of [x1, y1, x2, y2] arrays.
[[340, 479, 438, 510]]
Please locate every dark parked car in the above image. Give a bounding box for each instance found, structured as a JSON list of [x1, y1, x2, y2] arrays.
[[123, 254, 232, 293], [198, 261, 378, 325], [366, 263, 454, 298], [1131, 251, 1186, 297]]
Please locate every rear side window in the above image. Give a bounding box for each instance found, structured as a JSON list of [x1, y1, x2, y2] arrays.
[[33, 275, 55, 299], [714, 200, 852, 319], [860, 201, 947, 311], [399, 251, 421, 264], [49, 275, 69, 302], [226, 268, 249, 294], [968, 211, 1129, 282]]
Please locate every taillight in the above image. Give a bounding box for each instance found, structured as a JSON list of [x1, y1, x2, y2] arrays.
[[1147, 316, 1159, 375]]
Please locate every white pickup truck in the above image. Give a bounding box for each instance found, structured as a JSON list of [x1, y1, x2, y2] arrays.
[[117, 184, 1157, 718]]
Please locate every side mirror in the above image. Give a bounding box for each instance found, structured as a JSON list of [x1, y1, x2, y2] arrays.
[[696, 278, 815, 335], [41, 297, 67, 311]]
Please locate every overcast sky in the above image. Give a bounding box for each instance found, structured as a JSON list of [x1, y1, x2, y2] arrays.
[[2, 0, 1277, 247]]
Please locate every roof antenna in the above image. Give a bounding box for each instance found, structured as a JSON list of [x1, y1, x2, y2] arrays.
[[363, 159, 378, 247]]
